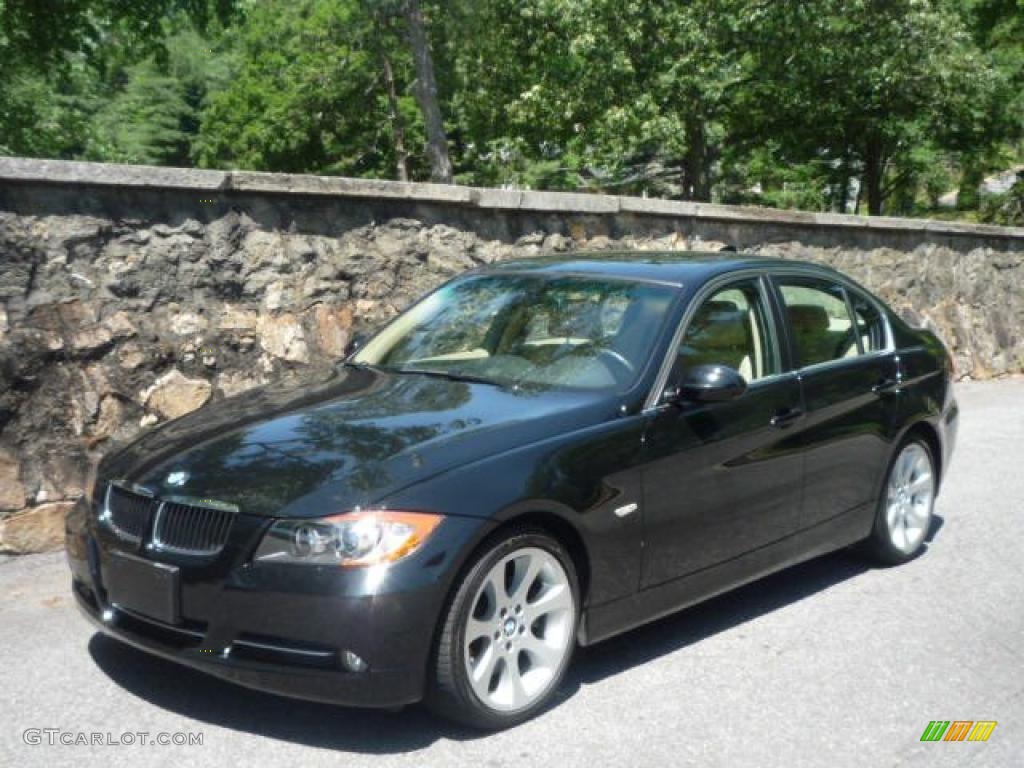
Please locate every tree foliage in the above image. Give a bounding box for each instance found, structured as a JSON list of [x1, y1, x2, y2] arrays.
[[1, 0, 1021, 218]]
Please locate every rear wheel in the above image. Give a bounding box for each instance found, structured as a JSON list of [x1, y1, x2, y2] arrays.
[[426, 529, 579, 729], [862, 438, 936, 564]]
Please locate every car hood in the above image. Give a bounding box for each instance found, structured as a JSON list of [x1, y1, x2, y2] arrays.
[[101, 365, 612, 517]]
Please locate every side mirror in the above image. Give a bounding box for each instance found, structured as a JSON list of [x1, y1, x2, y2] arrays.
[[344, 331, 369, 359], [662, 363, 747, 404]]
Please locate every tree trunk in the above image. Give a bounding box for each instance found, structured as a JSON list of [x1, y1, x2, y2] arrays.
[[957, 162, 984, 211], [682, 119, 711, 201], [379, 48, 410, 182], [834, 154, 851, 213], [863, 138, 884, 216], [405, 0, 452, 183]]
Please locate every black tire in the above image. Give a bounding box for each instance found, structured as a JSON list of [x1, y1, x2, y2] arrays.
[[425, 527, 580, 730], [861, 437, 936, 565]]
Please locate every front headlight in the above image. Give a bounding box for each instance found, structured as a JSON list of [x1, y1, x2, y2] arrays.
[[253, 510, 444, 567]]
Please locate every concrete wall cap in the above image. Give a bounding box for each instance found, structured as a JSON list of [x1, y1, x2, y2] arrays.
[[2, 156, 1022, 240]]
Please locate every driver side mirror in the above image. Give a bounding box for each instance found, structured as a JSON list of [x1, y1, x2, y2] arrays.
[[662, 363, 747, 405], [344, 331, 369, 359]]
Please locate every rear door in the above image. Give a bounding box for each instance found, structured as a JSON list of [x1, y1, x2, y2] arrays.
[[770, 274, 900, 530], [639, 275, 806, 588]]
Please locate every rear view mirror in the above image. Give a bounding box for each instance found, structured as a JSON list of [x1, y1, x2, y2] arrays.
[[663, 363, 747, 404]]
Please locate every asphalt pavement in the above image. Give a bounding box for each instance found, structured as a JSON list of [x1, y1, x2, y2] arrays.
[[1, 378, 1021, 768]]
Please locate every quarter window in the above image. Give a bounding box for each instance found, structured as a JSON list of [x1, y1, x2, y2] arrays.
[[848, 289, 887, 353], [777, 279, 859, 366], [677, 281, 777, 381]]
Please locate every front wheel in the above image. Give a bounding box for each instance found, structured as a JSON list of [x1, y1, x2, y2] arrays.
[[862, 438, 937, 564], [426, 529, 579, 729]]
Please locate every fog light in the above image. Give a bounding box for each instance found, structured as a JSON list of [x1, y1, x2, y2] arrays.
[[341, 650, 368, 673], [101, 608, 114, 623]]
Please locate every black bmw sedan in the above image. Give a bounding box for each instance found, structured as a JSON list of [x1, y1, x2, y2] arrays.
[[66, 252, 957, 729]]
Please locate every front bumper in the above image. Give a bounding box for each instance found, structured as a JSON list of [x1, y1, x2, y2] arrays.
[[66, 497, 491, 708]]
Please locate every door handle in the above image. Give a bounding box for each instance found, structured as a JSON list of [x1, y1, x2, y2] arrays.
[[770, 408, 803, 428], [872, 378, 900, 395]]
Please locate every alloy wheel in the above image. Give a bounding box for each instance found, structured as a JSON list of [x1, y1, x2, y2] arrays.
[[885, 442, 935, 554], [463, 546, 575, 712]]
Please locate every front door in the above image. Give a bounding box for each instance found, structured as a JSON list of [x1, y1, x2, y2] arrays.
[[640, 277, 806, 588]]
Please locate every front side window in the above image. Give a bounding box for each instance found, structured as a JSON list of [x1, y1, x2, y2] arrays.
[[354, 274, 676, 392], [777, 279, 859, 366], [676, 281, 777, 382]]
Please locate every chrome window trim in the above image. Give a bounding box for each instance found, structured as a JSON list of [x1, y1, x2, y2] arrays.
[[643, 264, 897, 410], [769, 268, 896, 372], [842, 282, 895, 355]]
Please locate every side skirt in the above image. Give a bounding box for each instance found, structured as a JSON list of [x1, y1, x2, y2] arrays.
[[578, 503, 873, 646]]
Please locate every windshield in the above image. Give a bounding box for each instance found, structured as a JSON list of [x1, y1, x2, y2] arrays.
[[353, 273, 677, 392]]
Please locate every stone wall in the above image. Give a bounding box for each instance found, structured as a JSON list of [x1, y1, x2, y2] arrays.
[[1, 157, 1022, 553]]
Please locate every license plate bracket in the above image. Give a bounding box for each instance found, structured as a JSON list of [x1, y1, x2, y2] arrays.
[[107, 551, 181, 625]]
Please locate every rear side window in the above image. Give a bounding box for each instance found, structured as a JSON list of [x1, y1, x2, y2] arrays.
[[847, 289, 887, 353], [777, 279, 859, 367]]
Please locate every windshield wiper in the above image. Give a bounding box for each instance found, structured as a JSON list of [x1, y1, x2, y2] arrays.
[[341, 361, 378, 371], [387, 367, 505, 388]]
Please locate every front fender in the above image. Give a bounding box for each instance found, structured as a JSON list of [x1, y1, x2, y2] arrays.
[[384, 414, 650, 608]]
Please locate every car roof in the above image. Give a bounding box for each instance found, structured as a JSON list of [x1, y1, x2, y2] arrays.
[[476, 250, 827, 287]]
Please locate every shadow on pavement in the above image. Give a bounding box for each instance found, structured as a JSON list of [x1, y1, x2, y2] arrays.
[[88, 515, 945, 751]]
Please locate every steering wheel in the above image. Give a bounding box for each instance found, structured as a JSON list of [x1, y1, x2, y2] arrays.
[[596, 348, 636, 382]]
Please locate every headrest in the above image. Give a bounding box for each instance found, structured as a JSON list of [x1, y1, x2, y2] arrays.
[[690, 302, 748, 348], [787, 305, 829, 335]]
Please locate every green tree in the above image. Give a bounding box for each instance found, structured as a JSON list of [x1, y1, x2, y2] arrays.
[[729, 0, 1005, 215], [436, 0, 737, 199], [194, 0, 425, 177], [84, 28, 228, 165], [0, 0, 234, 66], [0, 59, 100, 158], [953, 0, 1024, 208], [979, 171, 1024, 225], [0, 0, 236, 159]]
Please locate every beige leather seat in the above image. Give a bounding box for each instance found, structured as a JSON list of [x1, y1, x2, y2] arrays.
[[679, 301, 754, 379], [787, 304, 831, 366]]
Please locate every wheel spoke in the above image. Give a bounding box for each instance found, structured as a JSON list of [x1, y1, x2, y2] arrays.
[[469, 640, 498, 684], [509, 664, 529, 709], [891, 521, 906, 551], [908, 472, 932, 495], [522, 634, 564, 670], [466, 615, 494, 645], [896, 451, 913, 485], [886, 501, 900, 529], [905, 501, 929, 528], [529, 581, 571, 617], [481, 573, 502, 610]]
